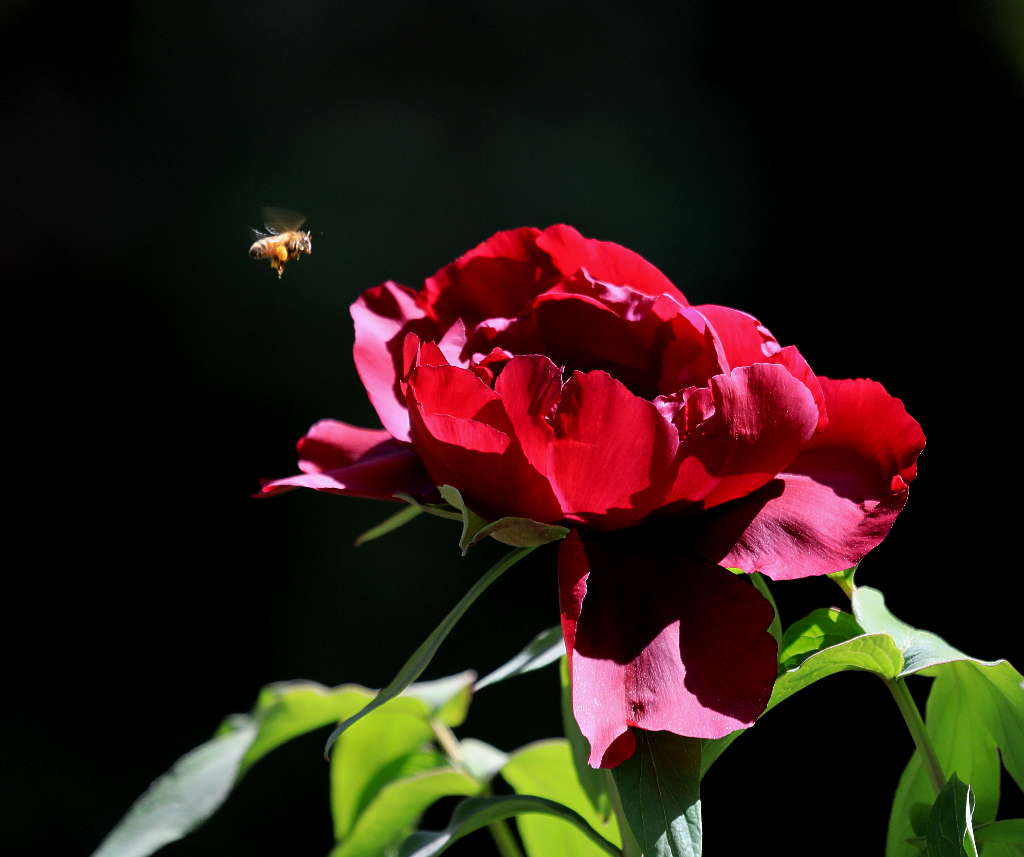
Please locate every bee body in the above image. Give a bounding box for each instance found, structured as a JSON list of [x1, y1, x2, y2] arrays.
[[249, 207, 312, 278]]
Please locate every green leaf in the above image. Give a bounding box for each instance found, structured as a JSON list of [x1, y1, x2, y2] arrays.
[[701, 632, 905, 777], [458, 738, 510, 784], [927, 774, 978, 857], [886, 752, 933, 857], [92, 681, 380, 857], [324, 546, 536, 757], [404, 671, 476, 727], [749, 573, 782, 646], [828, 566, 858, 595], [613, 730, 702, 857], [502, 740, 621, 857], [397, 795, 623, 857], [975, 819, 1024, 856], [331, 699, 437, 840], [393, 493, 464, 522], [561, 657, 613, 821], [331, 768, 481, 857], [355, 504, 424, 546], [852, 587, 981, 676], [476, 625, 565, 690], [438, 485, 568, 554], [91, 720, 258, 857], [777, 607, 863, 670]]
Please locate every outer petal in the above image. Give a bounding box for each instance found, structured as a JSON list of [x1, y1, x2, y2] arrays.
[[695, 378, 926, 580], [497, 360, 679, 530], [352, 281, 436, 442], [559, 530, 778, 768], [406, 363, 563, 522], [536, 224, 687, 303], [260, 420, 434, 501], [422, 226, 554, 324]]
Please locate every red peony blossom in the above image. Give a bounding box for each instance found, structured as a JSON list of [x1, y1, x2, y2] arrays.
[[263, 225, 925, 768]]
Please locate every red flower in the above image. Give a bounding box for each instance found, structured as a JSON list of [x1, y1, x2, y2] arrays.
[[263, 225, 925, 767]]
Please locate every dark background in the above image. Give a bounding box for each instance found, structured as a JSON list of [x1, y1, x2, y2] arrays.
[[4, 1, 1022, 854]]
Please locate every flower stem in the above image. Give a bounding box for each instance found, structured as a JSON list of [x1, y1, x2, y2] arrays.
[[431, 720, 524, 857], [884, 677, 946, 795], [605, 770, 642, 857]]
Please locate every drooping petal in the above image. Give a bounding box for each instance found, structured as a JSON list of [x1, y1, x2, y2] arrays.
[[666, 364, 820, 508], [559, 530, 777, 768], [406, 363, 563, 522], [352, 281, 437, 441], [536, 224, 687, 303], [260, 420, 435, 501], [695, 378, 926, 580]]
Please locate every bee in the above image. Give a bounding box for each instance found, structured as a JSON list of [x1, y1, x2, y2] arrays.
[[249, 206, 312, 278]]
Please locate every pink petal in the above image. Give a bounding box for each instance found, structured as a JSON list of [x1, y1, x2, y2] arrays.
[[351, 281, 436, 442], [260, 421, 434, 501], [536, 224, 687, 303], [559, 530, 778, 768], [406, 364, 563, 522], [696, 378, 926, 580]]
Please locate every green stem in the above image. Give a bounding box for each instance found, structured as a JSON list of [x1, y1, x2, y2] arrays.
[[432, 720, 523, 857], [885, 677, 945, 795], [605, 770, 642, 857]]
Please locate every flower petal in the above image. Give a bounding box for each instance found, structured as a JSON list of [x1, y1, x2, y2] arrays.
[[352, 281, 436, 441], [695, 378, 926, 579], [537, 224, 687, 302], [559, 529, 777, 768], [695, 304, 780, 369], [406, 363, 563, 522], [260, 420, 434, 501], [666, 364, 820, 508]]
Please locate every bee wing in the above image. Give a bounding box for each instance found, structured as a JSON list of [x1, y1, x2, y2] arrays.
[[262, 206, 306, 234], [250, 226, 269, 239]]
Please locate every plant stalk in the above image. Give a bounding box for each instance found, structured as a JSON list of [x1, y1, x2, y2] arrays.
[[605, 770, 642, 857], [885, 677, 946, 795]]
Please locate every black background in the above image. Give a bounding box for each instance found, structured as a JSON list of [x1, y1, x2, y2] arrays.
[[4, 1, 1022, 854]]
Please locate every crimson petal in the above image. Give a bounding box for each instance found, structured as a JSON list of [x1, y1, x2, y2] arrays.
[[260, 420, 434, 501], [559, 530, 777, 767], [352, 281, 436, 441], [695, 378, 926, 579]]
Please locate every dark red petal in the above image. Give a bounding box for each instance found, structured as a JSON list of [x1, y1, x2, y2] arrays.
[[559, 530, 777, 768], [695, 304, 780, 370], [695, 378, 926, 580], [407, 364, 563, 522], [669, 364, 820, 508], [259, 421, 434, 502], [536, 224, 687, 303], [769, 345, 828, 430], [422, 227, 553, 324], [352, 281, 437, 442]]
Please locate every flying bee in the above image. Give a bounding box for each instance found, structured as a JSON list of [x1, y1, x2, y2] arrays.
[[249, 206, 312, 278]]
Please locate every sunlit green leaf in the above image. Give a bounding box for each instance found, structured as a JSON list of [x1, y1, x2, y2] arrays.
[[458, 738, 509, 784], [614, 730, 701, 857], [438, 485, 568, 554], [502, 740, 621, 857], [331, 768, 481, 857], [331, 700, 437, 840], [828, 566, 857, 595], [354, 504, 423, 546], [325, 546, 536, 756], [398, 795, 622, 857], [404, 671, 476, 727], [777, 607, 863, 670], [560, 657, 612, 821], [975, 819, 1024, 857], [476, 625, 564, 690], [926, 774, 978, 857]]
